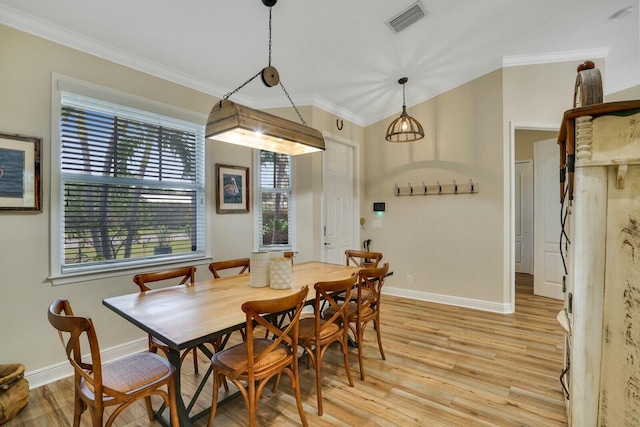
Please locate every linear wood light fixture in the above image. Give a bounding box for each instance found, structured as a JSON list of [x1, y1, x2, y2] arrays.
[[206, 0, 325, 156]]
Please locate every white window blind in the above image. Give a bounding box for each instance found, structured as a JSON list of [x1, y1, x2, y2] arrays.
[[257, 151, 294, 250], [57, 92, 205, 274]]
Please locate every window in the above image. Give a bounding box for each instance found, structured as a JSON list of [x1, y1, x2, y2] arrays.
[[52, 82, 205, 278], [256, 151, 294, 250]]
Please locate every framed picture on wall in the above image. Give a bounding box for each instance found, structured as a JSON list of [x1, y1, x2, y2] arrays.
[[216, 164, 249, 214], [0, 133, 41, 212]]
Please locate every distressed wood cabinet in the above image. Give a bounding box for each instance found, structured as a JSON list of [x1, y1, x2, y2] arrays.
[[558, 99, 640, 426]]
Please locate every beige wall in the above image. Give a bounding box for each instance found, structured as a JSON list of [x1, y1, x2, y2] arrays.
[[515, 129, 559, 161], [0, 24, 364, 379], [362, 70, 506, 304], [2, 22, 627, 383], [607, 84, 640, 102]]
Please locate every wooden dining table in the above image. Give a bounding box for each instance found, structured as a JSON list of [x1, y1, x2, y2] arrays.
[[102, 261, 359, 426]]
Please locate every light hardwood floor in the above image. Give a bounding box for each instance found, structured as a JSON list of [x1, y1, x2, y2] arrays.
[[6, 274, 567, 426]]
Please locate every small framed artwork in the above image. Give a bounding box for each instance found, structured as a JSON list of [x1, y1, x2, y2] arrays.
[[0, 133, 42, 212], [216, 164, 249, 214]]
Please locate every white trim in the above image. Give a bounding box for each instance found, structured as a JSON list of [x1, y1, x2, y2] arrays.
[[54, 74, 207, 124], [252, 94, 366, 128], [25, 338, 147, 389], [50, 74, 207, 282], [253, 150, 296, 252], [502, 48, 610, 67], [320, 132, 361, 262], [0, 5, 234, 104], [382, 287, 512, 314], [3, 5, 625, 128], [508, 122, 559, 311], [0, 5, 365, 127]]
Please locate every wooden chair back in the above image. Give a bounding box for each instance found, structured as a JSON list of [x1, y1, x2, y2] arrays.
[[133, 266, 196, 291], [208, 258, 250, 279], [132, 266, 201, 374], [241, 285, 308, 376], [48, 299, 179, 426], [208, 286, 310, 426], [48, 298, 104, 397], [284, 251, 294, 265], [314, 274, 357, 335], [345, 250, 383, 268], [304, 274, 357, 414], [357, 263, 389, 314]]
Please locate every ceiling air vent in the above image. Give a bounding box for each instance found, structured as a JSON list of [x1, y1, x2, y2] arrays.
[[387, 1, 426, 33]]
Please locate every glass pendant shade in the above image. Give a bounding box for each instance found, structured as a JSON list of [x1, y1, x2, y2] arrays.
[[385, 77, 425, 142]]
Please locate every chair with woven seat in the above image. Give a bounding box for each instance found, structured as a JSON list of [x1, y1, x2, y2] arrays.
[[343, 250, 383, 303], [296, 274, 357, 415], [207, 286, 309, 427], [48, 298, 179, 427], [208, 258, 250, 278], [132, 266, 202, 374], [324, 263, 389, 380]]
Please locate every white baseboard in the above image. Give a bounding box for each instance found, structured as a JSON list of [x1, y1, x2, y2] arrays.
[[26, 338, 147, 389], [382, 286, 513, 314]]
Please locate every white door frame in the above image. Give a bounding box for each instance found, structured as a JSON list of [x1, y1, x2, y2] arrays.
[[321, 132, 360, 262], [508, 122, 558, 311], [515, 160, 533, 274]]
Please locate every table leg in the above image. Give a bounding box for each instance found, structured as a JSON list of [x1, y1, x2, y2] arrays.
[[167, 348, 193, 427]]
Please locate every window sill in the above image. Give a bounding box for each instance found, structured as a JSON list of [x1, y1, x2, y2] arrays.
[[49, 254, 212, 286]]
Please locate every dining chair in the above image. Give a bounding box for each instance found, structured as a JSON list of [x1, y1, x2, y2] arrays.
[[342, 250, 383, 303], [132, 266, 202, 374], [208, 257, 250, 278], [207, 286, 309, 427], [324, 263, 389, 380], [296, 274, 357, 415], [345, 250, 383, 268], [284, 251, 294, 265], [47, 298, 179, 427]]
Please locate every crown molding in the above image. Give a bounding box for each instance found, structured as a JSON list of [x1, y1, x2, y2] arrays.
[[251, 94, 366, 127], [502, 48, 610, 67], [0, 4, 232, 101], [0, 4, 624, 129]]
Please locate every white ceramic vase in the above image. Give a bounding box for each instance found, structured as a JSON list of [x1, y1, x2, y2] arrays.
[[269, 257, 292, 289], [250, 251, 270, 288]]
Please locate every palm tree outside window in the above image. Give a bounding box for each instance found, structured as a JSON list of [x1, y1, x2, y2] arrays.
[[55, 90, 205, 276], [256, 150, 294, 250]]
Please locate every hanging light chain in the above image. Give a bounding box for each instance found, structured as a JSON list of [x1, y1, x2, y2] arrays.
[[223, 1, 309, 127], [222, 70, 262, 100], [279, 81, 306, 126]]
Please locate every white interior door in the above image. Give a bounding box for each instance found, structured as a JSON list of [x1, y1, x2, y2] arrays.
[[533, 138, 564, 299], [515, 160, 533, 274], [322, 138, 355, 264]]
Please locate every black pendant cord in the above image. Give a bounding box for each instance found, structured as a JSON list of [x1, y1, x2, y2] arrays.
[[268, 6, 272, 67], [222, 2, 308, 126]]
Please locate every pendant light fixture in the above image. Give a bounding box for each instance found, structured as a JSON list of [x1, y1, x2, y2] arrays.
[[385, 77, 425, 142], [206, 0, 324, 155]]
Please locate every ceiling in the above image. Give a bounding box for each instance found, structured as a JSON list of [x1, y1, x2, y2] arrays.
[[1, 0, 638, 126]]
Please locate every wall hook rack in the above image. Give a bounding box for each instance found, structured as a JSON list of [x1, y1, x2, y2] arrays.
[[394, 179, 479, 196]]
